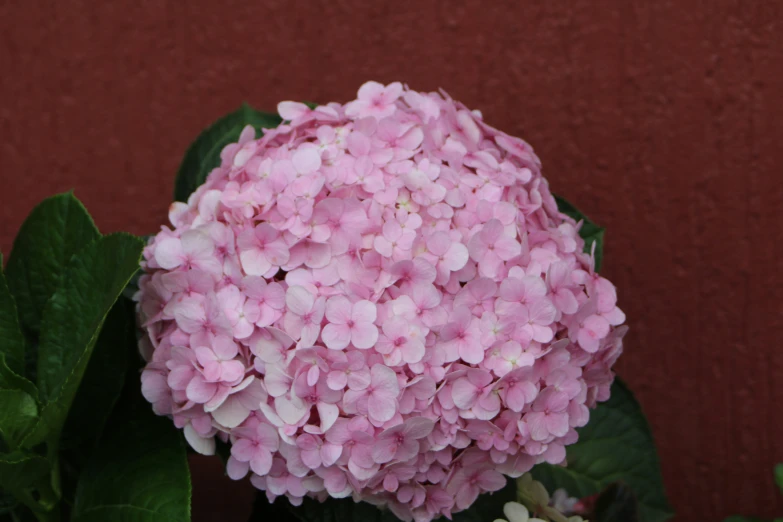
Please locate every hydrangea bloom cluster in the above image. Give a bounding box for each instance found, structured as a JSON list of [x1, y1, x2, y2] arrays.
[[137, 81, 626, 522]]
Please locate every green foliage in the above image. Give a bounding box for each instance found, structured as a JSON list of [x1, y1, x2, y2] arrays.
[[5, 194, 100, 339], [531, 379, 673, 522], [0, 255, 27, 376], [0, 193, 190, 522], [554, 195, 606, 271], [173, 104, 282, 202], [71, 352, 191, 522]]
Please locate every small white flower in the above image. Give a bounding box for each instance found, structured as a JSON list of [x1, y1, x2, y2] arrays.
[[493, 501, 547, 522]]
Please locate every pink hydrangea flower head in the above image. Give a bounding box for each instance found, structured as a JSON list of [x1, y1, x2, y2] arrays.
[[137, 81, 627, 521]]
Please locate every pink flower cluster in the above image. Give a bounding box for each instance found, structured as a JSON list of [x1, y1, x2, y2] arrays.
[[136, 81, 627, 522]]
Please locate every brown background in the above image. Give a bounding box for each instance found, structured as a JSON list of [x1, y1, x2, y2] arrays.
[[2, 1, 782, 520]]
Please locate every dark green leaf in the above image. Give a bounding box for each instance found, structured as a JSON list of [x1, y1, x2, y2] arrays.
[[22, 233, 143, 448], [0, 255, 27, 376], [593, 482, 639, 522], [5, 193, 100, 337], [0, 354, 37, 401], [554, 195, 606, 271], [531, 379, 673, 522], [71, 366, 191, 522], [775, 463, 783, 494], [60, 298, 132, 479], [0, 390, 38, 449], [173, 104, 282, 202], [0, 451, 49, 491]]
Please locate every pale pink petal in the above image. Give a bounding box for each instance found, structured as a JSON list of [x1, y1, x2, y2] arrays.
[[320, 443, 343, 467], [322, 323, 351, 350], [226, 457, 249, 480], [317, 402, 340, 432], [371, 437, 398, 464], [240, 248, 272, 277], [403, 417, 435, 439], [154, 237, 183, 269], [286, 285, 315, 316], [368, 394, 396, 423], [325, 296, 352, 324], [278, 101, 310, 120], [451, 379, 479, 410], [351, 300, 377, 324], [184, 424, 215, 456], [351, 322, 379, 349], [292, 148, 322, 174], [250, 451, 273, 476]]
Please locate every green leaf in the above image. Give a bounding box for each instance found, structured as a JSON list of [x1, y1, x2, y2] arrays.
[[775, 463, 783, 494], [282, 478, 516, 522], [173, 104, 282, 202], [554, 195, 606, 271], [0, 255, 27, 376], [5, 193, 100, 337], [0, 354, 37, 401], [0, 390, 38, 449], [71, 367, 191, 522], [22, 233, 143, 448], [59, 298, 132, 483], [531, 379, 673, 522], [593, 482, 639, 522], [0, 451, 49, 491]]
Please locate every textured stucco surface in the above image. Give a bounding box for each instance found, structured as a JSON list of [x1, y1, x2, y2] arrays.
[[2, 1, 783, 520]]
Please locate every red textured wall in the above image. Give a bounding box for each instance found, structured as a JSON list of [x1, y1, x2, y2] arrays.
[[2, 1, 783, 520]]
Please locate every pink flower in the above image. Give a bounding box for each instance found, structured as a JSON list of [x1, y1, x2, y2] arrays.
[[237, 223, 290, 276], [211, 377, 267, 429], [285, 265, 341, 297], [154, 230, 222, 274], [326, 350, 371, 391], [372, 417, 435, 464], [345, 81, 403, 119], [343, 364, 400, 424], [137, 80, 628, 520], [446, 454, 506, 510], [229, 417, 280, 476], [391, 284, 446, 328], [217, 285, 255, 339], [440, 307, 484, 364], [293, 369, 341, 433], [485, 341, 534, 377], [376, 316, 426, 365], [322, 297, 378, 350], [374, 217, 417, 259], [194, 335, 245, 384], [421, 232, 469, 284], [547, 261, 579, 314], [498, 367, 539, 412], [242, 277, 286, 327], [296, 433, 342, 469], [283, 286, 326, 347], [467, 219, 521, 278], [504, 299, 557, 344], [451, 369, 501, 420]]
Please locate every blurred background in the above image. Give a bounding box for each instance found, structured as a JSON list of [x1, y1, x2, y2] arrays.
[[2, 1, 782, 520]]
